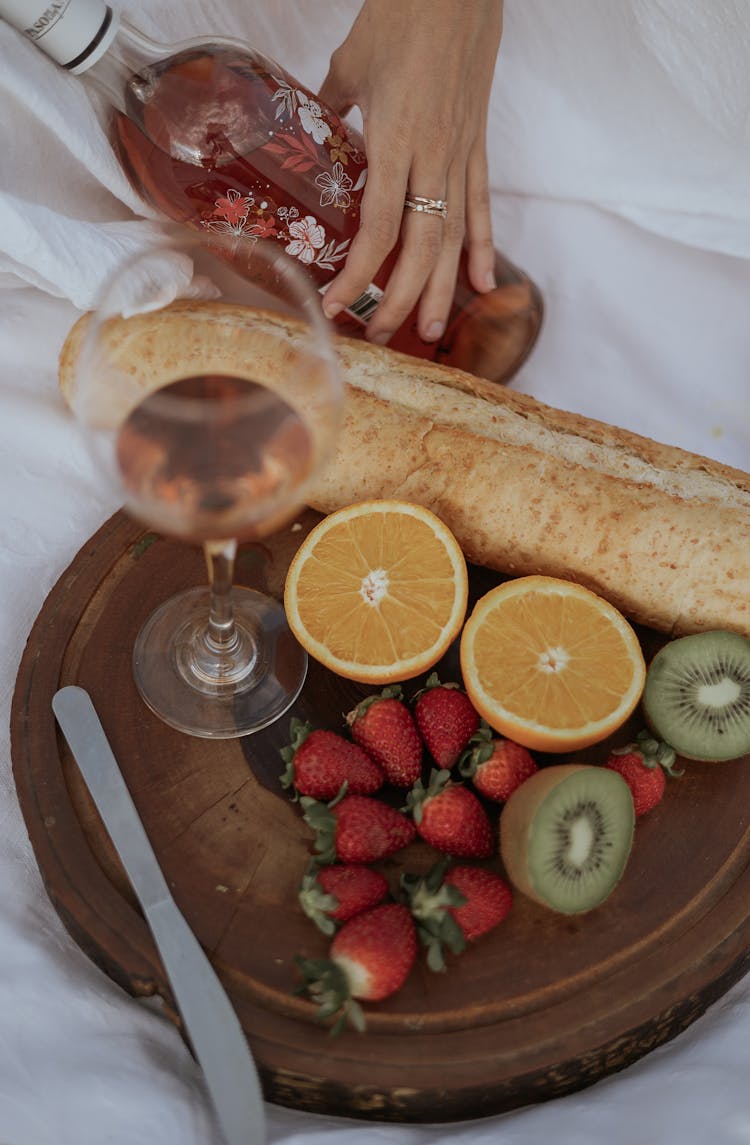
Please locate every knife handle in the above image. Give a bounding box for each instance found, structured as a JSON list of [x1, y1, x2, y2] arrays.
[[147, 897, 267, 1145], [52, 686, 266, 1145]]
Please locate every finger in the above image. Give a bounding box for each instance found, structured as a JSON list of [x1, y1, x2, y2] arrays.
[[366, 143, 467, 343], [464, 134, 496, 294], [414, 161, 468, 341], [317, 48, 355, 119], [357, 146, 450, 343], [320, 145, 411, 322], [363, 200, 447, 344]]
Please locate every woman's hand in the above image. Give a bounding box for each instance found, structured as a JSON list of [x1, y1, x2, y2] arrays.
[[317, 0, 503, 345]]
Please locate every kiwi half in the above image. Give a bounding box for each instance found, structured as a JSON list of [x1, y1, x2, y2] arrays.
[[642, 630, 750, 762], [500, 764, 635, 915]]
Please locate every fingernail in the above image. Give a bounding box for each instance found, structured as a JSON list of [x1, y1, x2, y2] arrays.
[[485, 269, 497, 291], [369, 330, 392, 346], [424, 320, 445, 342], [323, 300, 344, 320]]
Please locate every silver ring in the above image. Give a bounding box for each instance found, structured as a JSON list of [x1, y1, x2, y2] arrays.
[[404, 194, 448, 220]]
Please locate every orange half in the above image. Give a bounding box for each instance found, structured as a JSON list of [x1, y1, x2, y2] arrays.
[[460, 575, 646, 752], [284, 500, 468, 684]]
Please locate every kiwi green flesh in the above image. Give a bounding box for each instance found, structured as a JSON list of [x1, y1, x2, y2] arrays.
[[643, 631, 750, 762], [527, 769, 635, 915]]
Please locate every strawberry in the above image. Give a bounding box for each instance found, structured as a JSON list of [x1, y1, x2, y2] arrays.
[[604, 731, 683, 816], [401, 859, 513, 971], [301, 790, 416, 864], [347, 686, 423, 786], [458, 723, 537, 802], [280, 718, 383, 800], [295, 902, 418, 1032], [298, 863, 389, 935], [405, 768, 494, 857], [445, 864, 513, 939], [413, 673, 480, 768]]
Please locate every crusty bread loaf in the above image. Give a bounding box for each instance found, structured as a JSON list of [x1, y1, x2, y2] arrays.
[[58, 301, 750, 638]]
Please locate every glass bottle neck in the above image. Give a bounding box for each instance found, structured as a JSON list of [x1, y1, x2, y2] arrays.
[[83, 17, 168, 112], [0, 0, 168, 112]]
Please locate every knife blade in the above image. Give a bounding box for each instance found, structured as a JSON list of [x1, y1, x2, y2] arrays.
[[52, 685, 266, 1145]]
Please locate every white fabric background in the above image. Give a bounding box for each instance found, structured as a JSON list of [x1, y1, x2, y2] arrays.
[[1, 2, 749, 1143]]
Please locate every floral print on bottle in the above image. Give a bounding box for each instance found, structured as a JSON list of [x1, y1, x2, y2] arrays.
[[201, 70, 367, 273]]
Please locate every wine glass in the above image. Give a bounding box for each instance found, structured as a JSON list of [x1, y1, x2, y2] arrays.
[[71, 230, 342, 738]]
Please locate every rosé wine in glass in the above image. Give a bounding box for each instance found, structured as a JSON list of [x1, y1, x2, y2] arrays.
[[73, 232, 341, 739]]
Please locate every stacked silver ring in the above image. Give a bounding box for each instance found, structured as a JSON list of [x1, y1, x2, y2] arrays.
[[404, 195, 449, 220]]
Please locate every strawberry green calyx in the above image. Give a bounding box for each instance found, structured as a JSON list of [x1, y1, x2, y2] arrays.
[[400, 861, 467, 972], [298, 863, 389, 935], [293, 956, 366, 1035], [279, 717, 313, 791], [457, 721, 495, 779], [403, 767, 452, 823], [300, 787, 348, 865], [347, 683, 404, 723], [623, 729, 684, 776], [411, 672, 462, 701], [298, 869, 341, 936]]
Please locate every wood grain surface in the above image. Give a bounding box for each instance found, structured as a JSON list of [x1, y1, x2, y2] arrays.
[[10, 509, 750, 1124]]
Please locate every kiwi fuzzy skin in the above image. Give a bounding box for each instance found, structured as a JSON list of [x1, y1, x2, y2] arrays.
[[499, 764, 635, 915]]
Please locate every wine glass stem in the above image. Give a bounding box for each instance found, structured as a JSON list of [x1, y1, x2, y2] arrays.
[[169, 539, 262, 696], [204, 538, 240, 652]]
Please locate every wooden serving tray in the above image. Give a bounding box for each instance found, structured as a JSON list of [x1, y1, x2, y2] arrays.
[[10, 509, 750, 1124]]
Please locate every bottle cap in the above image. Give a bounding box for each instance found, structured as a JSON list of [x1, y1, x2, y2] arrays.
[[0, 0, 120, 73]]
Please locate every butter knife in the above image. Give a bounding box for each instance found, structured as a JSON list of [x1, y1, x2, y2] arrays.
[[52, 685, 266, 1145]]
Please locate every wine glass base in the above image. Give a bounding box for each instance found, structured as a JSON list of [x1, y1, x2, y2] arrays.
[[133, 585, 307, 739]]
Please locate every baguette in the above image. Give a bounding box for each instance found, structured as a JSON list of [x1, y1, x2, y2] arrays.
[[58, 301, 750, 638]]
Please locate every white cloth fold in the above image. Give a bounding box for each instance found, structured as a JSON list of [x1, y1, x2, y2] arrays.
[[492, 0, 750, 258]]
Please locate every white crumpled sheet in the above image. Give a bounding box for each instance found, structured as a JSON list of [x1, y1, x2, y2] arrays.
[[1, 2, 750, 1143]]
